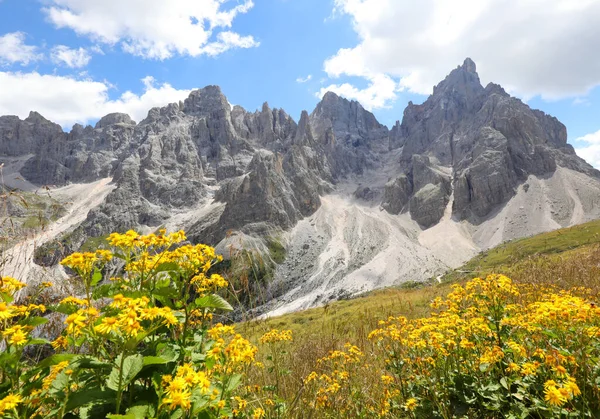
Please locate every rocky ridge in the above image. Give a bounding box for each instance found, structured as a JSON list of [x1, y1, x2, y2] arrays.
[[1, 59, 599, 314]]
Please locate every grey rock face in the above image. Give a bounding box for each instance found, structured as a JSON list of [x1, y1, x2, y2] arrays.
[[4, 58, 600, 278], [382, 175, 412, 214], [387, 57, 599, 224], [310, 92, 389, 176]]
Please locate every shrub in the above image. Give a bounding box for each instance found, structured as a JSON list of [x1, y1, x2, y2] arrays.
[[0, 229, 268, 418]]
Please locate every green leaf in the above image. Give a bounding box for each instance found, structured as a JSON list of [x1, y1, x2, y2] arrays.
[[107, 354, 144, 391], [155, 262, 179, 273], [93, 283, 117, 299], [194, 294, 233, 311], [127, 403, 156, 418], [500, 377, 509, 390], [72, 356, 111, 370], [91, 269, 103, 287], [65, 388, 116, 413], [142, 356, 169, 367], [28, 338, 51, 345], [35, 353, 76, 370], [0, 291, 14, 304], [225, 374, 242, 393], [50, 303, 79, 315], [153, 287, 179, 299], [157, 343, 180, 362], [22, 316, 49, 327], [49, 371, 70, 394]]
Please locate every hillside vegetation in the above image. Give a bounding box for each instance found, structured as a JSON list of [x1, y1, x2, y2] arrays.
[[2, 223, 600, 418], [240, 220, 600, 417]]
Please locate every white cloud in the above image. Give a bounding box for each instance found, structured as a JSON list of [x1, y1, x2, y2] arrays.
[[575, 129, 600, 168], [317, 73, 398, 110], [326, 0, 600, 108], [296, 75, 312, 83], [43, 0, 258, 59], [51, 45, 92, 68], [0, 32, 42, 66], [0, 71, 193, 128]]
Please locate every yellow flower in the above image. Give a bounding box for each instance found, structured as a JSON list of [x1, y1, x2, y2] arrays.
[[0, 393, 23, 413], [163, 389, 192, 410], [252, 407, 265, 419], [0, 277, 26, 294], [0, 302, 15, 320], [59, 296, 88, 306], [94, 317, 119, 335], [51, 336, 68, 350], [6, 327, 28, 346], [404, 398, 418, 411], [564, 378, 581, 397], [65, 310, 87, 335], [544, 384, 567, 406], [380, 375, 394, 385]]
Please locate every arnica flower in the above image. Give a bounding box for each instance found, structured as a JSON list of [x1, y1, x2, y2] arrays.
[[65, 310, 87, 335], [0, 276, 26, 294], [163, 388, 192, 410], [252, 407, 265, 419], [544, 384, 567, 406], [0, 302, 15, 320], [259, 328, 293, 344], [404, 398, 418, 411], [0, 393, 23, 413], [3, 325, 28, 346], [94, 317, 119, 335]]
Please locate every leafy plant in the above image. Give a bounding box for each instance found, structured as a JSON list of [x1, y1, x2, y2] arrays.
[[0, 229, 266, 418]]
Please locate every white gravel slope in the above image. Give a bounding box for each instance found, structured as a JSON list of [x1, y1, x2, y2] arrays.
[[4, 178, 115, 297]]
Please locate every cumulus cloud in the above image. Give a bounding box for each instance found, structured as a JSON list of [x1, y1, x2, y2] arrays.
[[575, 130, 600, 169], [317, 73, 398, 110], [43, 0, 259, 59], [296, 75, 312, 83], [0, 71, 193, 128], [0, 32, 43, 66], [51, 45, 92, 68], [326, 0, 600, 108]]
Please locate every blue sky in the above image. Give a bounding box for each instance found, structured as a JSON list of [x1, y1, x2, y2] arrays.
[[1, 0, 600, 167]]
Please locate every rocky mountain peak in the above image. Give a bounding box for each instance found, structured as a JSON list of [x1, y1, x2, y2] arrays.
[[461, 57, 477, 73], [182, 85, 230, 117], [431, 57, 484, 103], [294, 110, 314, 145], [95, 113, 136, 129]]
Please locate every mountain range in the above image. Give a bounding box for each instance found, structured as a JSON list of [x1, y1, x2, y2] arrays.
[[2, 58, 600, 316]]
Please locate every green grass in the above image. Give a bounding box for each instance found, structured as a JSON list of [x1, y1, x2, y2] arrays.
[[238, 219, 600, 418], [80, 234, 110, 252], [266, 238, 286, 264], [442, 219, 600, 282], [241, 218, 600, 377]]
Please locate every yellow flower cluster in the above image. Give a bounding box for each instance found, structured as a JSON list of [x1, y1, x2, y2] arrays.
[[304, 344, 366, 410], [161, 363, 212, 411], [259, 328, 293, 344], [544, 377, 581, 406], [191, 273, 228, 293], [108, 229, 186, 249], [0, 276, 26, 295], [368, 274, 600, 414], [60, 249, 113, 276], [207, 323, 257, 373]]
